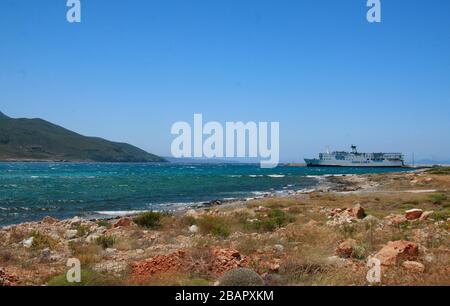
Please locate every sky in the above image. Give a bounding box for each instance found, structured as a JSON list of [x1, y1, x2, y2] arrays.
[[1, 0, 449, 163]]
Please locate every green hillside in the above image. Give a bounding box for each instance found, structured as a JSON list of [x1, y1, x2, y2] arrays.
[[0, 111, 165, 162]]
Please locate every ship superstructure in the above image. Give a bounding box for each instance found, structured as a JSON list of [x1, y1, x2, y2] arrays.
[[305, 145, 404, 167]]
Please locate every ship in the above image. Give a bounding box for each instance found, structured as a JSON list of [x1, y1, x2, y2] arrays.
[[305, 145, 405, 167]]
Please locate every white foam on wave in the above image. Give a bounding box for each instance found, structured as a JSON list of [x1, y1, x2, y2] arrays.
[[267, 174, 285, 178], [95, 210, 147, 217]]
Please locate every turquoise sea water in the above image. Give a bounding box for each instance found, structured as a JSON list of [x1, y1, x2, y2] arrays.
[[0, 163, 412, 226]]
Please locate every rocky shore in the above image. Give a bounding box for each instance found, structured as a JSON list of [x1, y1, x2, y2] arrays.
[[1, 168, 449, 286]]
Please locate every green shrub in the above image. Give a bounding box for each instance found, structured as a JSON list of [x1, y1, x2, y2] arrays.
[[133, 211, 166, 229], [351, 243, 369, 260], [429, 193, 447, 205], [30, 231, 56, 250], [96, 220, 112, 229], [47, 269, 118, 286], [95, 235, 116, 249], [72, 224, 90, 237], [197, 216, 231, 238], [247, 209, 295, 232], [426, 167, 450, 175]]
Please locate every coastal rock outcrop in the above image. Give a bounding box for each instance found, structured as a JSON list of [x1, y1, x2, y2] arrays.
[[405, 209, 423, 220], [374, 240, 419, 266], [131, 248, 249, 280], [402, 261, 425, 273], [335, 239, 357, 258]]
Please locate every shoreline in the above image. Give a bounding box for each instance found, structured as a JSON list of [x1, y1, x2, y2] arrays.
[[1, 168, 448, 286], [0, 169, 412, 229]]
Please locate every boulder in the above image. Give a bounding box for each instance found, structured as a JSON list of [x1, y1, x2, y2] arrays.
[[189, 225, 199, 234], [85, 234, 100, 243], [419, 211, 434, 221], [335, 239, 357, 258], [64, 229, 78, 240], [374, 240, 419, 266], [384, 214, 407, 225], [349, 204, 366, 219], [402, 261, 425, 273], [219, 268, 264, 286], [22, 237, 34, 248], [405, 209, 423, 220], [42, 216, 59, 225], [113, 217, 134, 228]]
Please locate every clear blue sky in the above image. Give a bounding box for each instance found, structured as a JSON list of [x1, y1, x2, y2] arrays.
[[1, 0, 449, 162]]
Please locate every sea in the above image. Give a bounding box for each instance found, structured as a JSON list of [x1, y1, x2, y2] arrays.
[[0, 163, 412, 226]]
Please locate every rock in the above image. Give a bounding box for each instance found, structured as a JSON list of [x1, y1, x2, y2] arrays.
[[374, 240, 419, 266], [326, 256, 348, 267], [263, 274, 284, 286], [69, 216, 82, 226], [0, 268, 19, 286], [39, 248, 52, 261], [209, 200, 222, 206], [305, 220, 319, 227], [419, 211, 434, 221], [135, 249, 145, 255], [113, 217, 134, 228], [93, 260, 127, 276], [363, 215, 380, 224], [402, 261, 425, 273], [335, 239, 357, 258], [189, 225, 199, 234], [85, 234, 100, 243], [273, 244, 284, 252], [42, 216, 59, 225], [384, 214, 407, 225], [64, 229, 78, 240], [22, 237, 34, 248], [219, 268, 264, 286], [405, 209, 423, 220], [255, 206, 269, 212], [185, 209, 199, 218], [105, 248, 117, 255], [349, 204, 366, 219]]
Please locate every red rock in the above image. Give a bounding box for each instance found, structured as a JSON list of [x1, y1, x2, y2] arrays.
[[405, 209, 423, 220], [335, 239, 357, 258], [349, 204, 366, 219], [384, 214, 407, 225], [402, 261, 425, 273], [42, 216, 58, 225], [113, 217, 134, 228], [374, 240, 419, 266]]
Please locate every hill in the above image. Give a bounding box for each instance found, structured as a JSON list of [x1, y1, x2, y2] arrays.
[[0, 111, 165, 162]]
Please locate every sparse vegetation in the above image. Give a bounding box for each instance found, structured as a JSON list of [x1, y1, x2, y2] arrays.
[[426, 167, 450, 175], [429, 193, 447, 205], [133, 211, 167, 229], [95, 235, 116, 249], [30, 231, 56, 250], [47, 269, 119, 286], [96, 220, 112, 229], [197, 216, 231, 237]]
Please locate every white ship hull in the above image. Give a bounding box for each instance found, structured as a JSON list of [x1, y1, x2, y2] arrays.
[[304, 158, 404, 167]]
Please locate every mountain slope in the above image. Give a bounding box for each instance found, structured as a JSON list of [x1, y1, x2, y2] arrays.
[[0, 112, 165, 162]]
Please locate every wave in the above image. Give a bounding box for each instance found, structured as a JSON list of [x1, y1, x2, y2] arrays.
[[267, 174, 285, 178]]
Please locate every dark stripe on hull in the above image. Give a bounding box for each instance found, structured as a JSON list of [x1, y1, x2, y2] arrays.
[[305, 164, 405, 168]]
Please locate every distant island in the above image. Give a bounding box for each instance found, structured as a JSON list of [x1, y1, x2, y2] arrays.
[[0, 111, 165, 163]]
